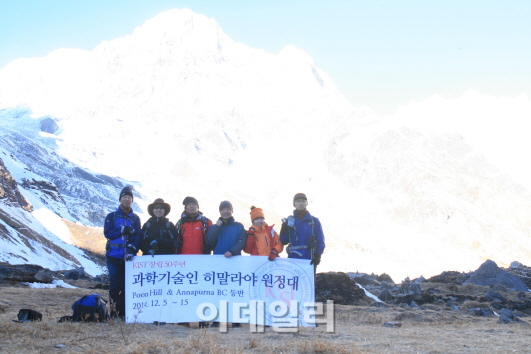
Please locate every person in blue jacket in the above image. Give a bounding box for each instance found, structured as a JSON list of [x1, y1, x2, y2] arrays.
[[280, 193, 325, 272], [103, 186, 142, 318], [205, 200, 247, 257], [205, 200, 247, 328]]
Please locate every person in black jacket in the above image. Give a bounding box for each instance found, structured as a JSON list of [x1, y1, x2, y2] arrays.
[[140, 198, 180, 256]]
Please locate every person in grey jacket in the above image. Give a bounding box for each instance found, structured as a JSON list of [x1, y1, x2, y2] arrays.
[[205, 201, 247, 257]]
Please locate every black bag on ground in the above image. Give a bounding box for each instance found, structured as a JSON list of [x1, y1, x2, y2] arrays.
[[17, 309, 42, 322], [71, 294, 110, 322]]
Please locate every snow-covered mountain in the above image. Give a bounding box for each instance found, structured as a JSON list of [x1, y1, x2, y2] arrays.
[[0, 8, 529, 280], [0, 107, 144, 274]]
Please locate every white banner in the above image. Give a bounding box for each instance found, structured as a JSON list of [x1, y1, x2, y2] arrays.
[[125, 255, 315, 326]]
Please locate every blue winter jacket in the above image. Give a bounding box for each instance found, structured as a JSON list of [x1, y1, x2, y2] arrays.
[[104, 206, 142, 259], [279, 211, 325, 260], [205, 217, 247, 256]]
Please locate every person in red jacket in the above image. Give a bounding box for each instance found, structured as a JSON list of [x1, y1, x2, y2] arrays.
[[175, 196, 213, 254], [244, 206, 283, 260]]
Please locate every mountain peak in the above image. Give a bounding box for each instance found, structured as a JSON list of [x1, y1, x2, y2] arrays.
[[129, 8, 226, 44]]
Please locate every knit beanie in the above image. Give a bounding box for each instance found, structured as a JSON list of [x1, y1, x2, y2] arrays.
[[250, 206, 265, 221], [119, 186, 134, 201], [219, 200, 233, 212], [293, 193, 307, 206], [183, 196, 199, 208]]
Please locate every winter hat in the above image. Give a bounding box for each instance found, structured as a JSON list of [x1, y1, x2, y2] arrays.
[[183, 196, 199, 208], [219, 200, 233, 212], [148, 198, 171, 217], [293, 193, 307, 206], [250, 206, 265, 221], [119, 186, 134, 201]]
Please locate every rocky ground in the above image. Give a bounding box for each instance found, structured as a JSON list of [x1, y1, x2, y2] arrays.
[[1, 260, 531, 353]]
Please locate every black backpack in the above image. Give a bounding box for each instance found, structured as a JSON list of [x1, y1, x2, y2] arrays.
[[71, 294, 110, 322]]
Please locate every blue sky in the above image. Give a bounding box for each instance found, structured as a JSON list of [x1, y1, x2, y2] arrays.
[[1, 0, 530, 113]]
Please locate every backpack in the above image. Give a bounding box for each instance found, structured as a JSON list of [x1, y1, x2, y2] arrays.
[[143, 220, 175, 241], [71, 294, 110, 322]]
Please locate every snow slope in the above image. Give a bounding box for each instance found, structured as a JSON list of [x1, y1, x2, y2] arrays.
[[0, 9, 530, 281]]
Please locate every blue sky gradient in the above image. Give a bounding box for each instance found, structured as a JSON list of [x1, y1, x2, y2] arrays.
[[1, 0, 530, 112]]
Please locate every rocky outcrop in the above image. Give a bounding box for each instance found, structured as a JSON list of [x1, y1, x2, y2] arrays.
[[0, 131, 140, 226], [467, 260, 528, 291], [0, 262, 54, 283], [503, 263, 531, 290], [21, 178, 66, 205], [0, 157, 32, 211], [347, 272, 380, 286], [427, 271, 471, 285], [316, 272, 373, 306]]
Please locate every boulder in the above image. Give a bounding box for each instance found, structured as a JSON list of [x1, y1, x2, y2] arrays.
[[413, 276, 426, 283], [510, 261, 523, 269], [0, 263, 54, 283], [378, 289, 394, 302], [468, 260, 528, 291], [377, 273, 395, 284], [63, 267, 85, 280], [500, 308, 515, 324], [409, 283, 422, 295], [484, 291, 506, 303], [40, 117, 59, 134], [34, 269, 54, 283], [316, 272, 373, 306], [347, 272, 377, 286], [94, 274, 110, 282]]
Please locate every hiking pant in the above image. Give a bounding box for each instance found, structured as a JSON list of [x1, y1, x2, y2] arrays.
[[107, 256, 125, 317]]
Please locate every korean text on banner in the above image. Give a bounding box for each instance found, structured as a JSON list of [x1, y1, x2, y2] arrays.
[[125, 255, 315, 326]]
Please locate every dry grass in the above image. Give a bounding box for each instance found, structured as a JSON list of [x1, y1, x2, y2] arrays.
[[62, 219, 106, 256], [0, 285, 530, 353]]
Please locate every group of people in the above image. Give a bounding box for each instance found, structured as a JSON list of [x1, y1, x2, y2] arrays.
[[103, 186, 325, 318]]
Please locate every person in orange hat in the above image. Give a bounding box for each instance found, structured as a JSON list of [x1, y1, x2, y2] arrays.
[[140, 198, 180, 256], [244, 206, 283, 261]]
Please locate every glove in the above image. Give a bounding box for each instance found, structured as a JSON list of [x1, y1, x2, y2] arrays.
[[150, 240, 158, 253], [268, 249, 279, 261], [126, 244, 137, 255], [174, 239, 182, 249], [125, 254, 134, 261], [247, 227, 256, 237], [280, 220, 288, 235], [310, 254, 321, 266], [121, 225, 133, 236]]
